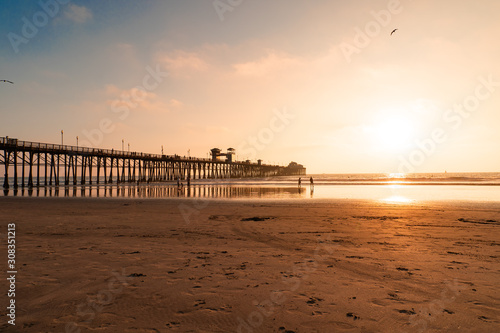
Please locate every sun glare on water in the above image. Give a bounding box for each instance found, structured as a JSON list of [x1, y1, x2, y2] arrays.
[[388, 173, 406, 179]]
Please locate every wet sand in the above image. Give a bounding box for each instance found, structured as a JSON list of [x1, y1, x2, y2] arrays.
[[0, 197, 499, 332]]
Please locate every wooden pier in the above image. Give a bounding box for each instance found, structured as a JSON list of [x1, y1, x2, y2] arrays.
[[0, 137, 306, 189]]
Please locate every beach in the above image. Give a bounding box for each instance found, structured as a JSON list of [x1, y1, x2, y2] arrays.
[[3, 0, 500, 332], [0, 197, 499, 332]]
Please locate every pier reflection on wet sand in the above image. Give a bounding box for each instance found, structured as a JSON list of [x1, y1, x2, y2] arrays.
[[1, 184, 307, 199]]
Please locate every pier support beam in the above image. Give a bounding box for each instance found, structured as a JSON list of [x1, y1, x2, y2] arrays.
[[44, 153, 48, 186], [28, 152, 33, 188], [96, 157, 101, 184], [3, 150, 10, 189], [108, 158, 113, 183], [36, 153, 40, 187], [13, 150, 18, 189], [22, 151, 25, 187], [89, 156, 93, 185], [56, 154, 60, 186]]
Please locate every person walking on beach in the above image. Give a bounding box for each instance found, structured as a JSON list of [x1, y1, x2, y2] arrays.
[[298, 177, 302, 187], [309, 176, 314, 197]]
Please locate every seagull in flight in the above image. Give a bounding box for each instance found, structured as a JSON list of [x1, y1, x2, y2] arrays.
[[1, 80, 14, 84], [390, 28, 398, 36]]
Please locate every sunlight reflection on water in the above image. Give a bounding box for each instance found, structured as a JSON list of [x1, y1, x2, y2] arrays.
[[0, 183, 498, 202], [381, 195, 414, 204]]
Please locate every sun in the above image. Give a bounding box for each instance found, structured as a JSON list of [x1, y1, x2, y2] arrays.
[[371, 116, 416, 153]]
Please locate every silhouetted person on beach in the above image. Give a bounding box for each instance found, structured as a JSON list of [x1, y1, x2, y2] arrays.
[[298, 177, 302, 187], [310, 177, 314, 197]]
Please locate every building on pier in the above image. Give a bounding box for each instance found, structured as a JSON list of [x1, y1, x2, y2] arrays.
[[285, 162, 306, 175], [210, 147, 235, 162]]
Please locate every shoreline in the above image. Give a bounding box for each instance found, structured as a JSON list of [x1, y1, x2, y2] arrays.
[[0, 197, 499, 332], [1, 183, 499, 203]]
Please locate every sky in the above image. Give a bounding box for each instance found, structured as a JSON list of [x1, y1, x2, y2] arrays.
[[1, 0, 499, 174]]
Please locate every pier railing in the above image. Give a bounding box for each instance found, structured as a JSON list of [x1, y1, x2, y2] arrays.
[[0, 137, 284, 165], [0, 137, 214, 161]]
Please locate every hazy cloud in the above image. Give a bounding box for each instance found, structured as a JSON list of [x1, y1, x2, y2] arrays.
[[63, 4, 93, 24], [158, 51, 208, 77], [233, 53, 301, 77], [105, 84, 178, 115]]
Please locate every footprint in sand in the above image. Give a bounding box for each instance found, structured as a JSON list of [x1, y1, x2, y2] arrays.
[[194, 299, 206, 307], [278, 327, 296, 333], [346, 312, 360, 320], [306, 296, 324, 305], [241, 216, 275, 221], [398, 309, 416, 315], [166, 321, 180, 328]]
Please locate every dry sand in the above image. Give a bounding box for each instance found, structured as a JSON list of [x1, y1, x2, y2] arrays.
[[0, 197, 499, 332]]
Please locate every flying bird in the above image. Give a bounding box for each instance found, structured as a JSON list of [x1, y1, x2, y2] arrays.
[[390, 29, 398, 36], [1, 80, 14, 84]]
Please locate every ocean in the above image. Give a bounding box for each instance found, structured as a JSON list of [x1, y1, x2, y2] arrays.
[[0, 172, 498, 202]]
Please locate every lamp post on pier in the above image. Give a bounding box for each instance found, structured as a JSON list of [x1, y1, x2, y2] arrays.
[[122, 139, 124, 151], [61, 130, 64, 145], [76, 136, 79, 148]]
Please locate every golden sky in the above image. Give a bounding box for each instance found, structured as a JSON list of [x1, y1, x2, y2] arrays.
[[1, 0, 499, 173]]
